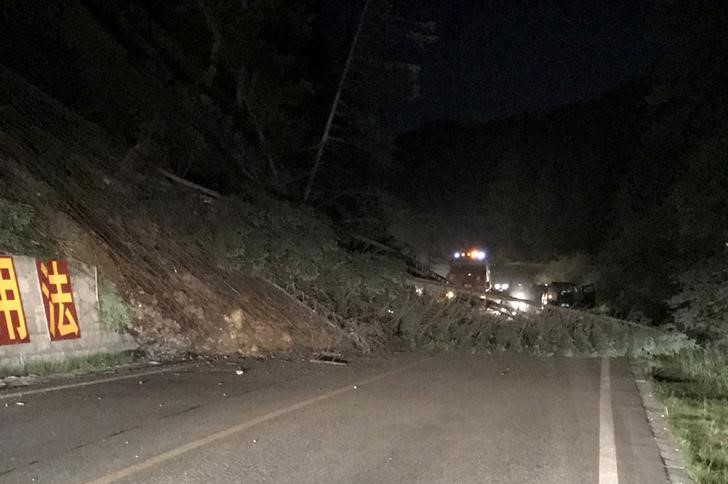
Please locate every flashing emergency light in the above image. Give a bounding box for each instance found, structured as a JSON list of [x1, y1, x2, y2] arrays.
[[453, 249, 486, 261]]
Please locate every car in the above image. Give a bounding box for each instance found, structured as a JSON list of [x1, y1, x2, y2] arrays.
[[541, 282, 596, 308], [541, 282, 579, 307]]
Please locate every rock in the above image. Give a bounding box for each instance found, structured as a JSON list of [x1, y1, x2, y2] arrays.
[[2, 375, 36, 387]]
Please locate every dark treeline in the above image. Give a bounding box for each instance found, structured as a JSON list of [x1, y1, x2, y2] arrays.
[[0, 0, 726, 334], [399, 0, 728, 333], [396, 80, 646, 260], [0, 0, 432, 217]]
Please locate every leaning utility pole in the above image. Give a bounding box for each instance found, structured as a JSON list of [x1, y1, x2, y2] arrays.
[[303, 0, 371, 202]]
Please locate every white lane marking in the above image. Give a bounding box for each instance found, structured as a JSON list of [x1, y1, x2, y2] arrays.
[[599, 357, 619, 484], [0, 365, 189, 400], [86, 358, 428, 484]]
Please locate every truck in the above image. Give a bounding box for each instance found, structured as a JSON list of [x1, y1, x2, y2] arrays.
[[446, 249, 491, 294]]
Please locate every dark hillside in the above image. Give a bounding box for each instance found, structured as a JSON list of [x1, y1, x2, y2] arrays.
[[0, 66, 342, 357], [0, 0, 318, 191]]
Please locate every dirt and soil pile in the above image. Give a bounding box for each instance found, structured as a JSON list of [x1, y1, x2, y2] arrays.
[[0, 66, 343, 357]]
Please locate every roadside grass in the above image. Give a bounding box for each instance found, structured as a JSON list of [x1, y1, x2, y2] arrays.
[[0, 351, 141, 379], [649, 347, 728, 484]]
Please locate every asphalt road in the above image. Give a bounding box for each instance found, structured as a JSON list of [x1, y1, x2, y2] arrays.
[[0, 353, 667, 483]]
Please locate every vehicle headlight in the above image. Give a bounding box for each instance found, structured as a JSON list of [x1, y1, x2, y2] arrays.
[[445, 290, 456, 299]]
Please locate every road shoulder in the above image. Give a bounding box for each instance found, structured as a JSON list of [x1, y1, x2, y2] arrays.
[[630, 362, 694, 484]]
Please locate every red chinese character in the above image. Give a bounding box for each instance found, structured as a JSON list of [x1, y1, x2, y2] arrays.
[[0, 256, 30, 344], [37, 259, 81, 340]]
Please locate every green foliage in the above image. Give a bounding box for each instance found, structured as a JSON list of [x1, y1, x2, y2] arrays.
[[650, 346, 728, 483], [213, 197, 410, 351], [600, 134, 728, 326], [99, 286, 131, 333], [214, 199, 342, 282], [0, 198, 33, 250], [0, 198, 55, 256], [597, 1, 728, 325], [670, 250, 728, 342]]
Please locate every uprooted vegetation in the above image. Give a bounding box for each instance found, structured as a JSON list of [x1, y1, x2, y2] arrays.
[[205, 197, 691, 356], [405, 303, 693, 357], [0, 63, 692, 361], [1, 66, 342, 359], [202, 195, 689, 356]]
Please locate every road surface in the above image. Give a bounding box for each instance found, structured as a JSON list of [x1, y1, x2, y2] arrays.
[[0, 353, 667, 483]]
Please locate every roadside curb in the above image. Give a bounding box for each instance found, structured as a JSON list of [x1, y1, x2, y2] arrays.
[[0, 362, 193, 400], [630, 361, 694, 484]]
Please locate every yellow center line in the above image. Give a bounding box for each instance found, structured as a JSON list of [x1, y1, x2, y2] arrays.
[[86, 358, 429, 484]]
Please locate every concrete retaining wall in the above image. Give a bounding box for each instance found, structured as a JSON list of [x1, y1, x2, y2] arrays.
[[0, 254, 136, 368]]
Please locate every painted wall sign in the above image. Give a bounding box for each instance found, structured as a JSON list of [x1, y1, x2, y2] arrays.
[[0, 256, 30, 345], [36, 259, 81, 340]]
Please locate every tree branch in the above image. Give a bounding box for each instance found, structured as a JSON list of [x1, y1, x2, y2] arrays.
[[158, 168, 221, 199]]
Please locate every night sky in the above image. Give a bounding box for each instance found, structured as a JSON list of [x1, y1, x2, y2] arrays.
[[326, 0, 652, 131]]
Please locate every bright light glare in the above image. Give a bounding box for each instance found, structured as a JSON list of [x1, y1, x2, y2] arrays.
[[445, 290, 456, 299], [453, 252, 460, 259], [474, 250, 486, 260], [512, 290, 527, 300], [415, 287, 424, 296], [509, 300, 529, 312]]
